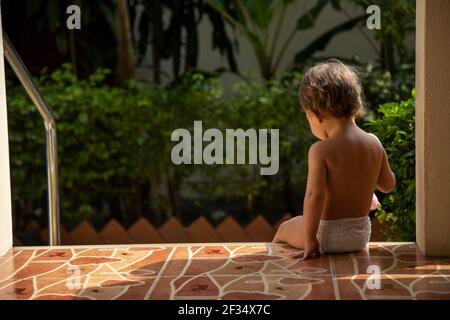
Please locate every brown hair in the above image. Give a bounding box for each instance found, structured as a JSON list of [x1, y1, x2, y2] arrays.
[[299, 59, 364, 119]]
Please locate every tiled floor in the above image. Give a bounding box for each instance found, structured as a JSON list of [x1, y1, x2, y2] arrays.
[[0, 242, 449, 300]]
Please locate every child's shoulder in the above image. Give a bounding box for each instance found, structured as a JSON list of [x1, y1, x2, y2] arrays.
[[308, 139, 340, 161], [308, 130, 384, 158], [364, 131, 384, 149], [307, 140, 329, 160]]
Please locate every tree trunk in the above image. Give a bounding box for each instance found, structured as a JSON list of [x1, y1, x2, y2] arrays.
[[115, 0, 136, 83], [68, 29, 78, 76], [184, 3, 199, 73], [125, 179, 143, 225], [380, 35, 396, 73], [150, 0, 163, 84]]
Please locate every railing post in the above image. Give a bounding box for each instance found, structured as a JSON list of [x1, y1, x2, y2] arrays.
[[0, 6, 13, 256], [3, 32, 60, 245]]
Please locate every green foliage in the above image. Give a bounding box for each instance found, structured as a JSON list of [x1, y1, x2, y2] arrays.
[[191, 72, 312, 219], [360, 62, 415, 113], [8, 64, 417, 239], [133, 0, 239, 82], [206, 0, 364, 79], [3, 0, 117, 77], [7, 65, 310, 229], [366, 91, 416, 241], [2, 1, 238, 83], [9, 65, 153, 226], [352, 0, 416, 71], [293, 15, 366, 66]]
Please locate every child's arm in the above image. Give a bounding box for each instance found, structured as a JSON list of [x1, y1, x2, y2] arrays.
[[377, 149, 396, 193], [369, 134, 396, 193], [302, 143, 327, 259]]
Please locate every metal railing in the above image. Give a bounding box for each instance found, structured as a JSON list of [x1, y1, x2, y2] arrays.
[[3, 31, 60, 245]]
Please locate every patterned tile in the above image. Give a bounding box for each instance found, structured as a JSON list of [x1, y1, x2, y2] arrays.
[[0, 243, 449, 300]]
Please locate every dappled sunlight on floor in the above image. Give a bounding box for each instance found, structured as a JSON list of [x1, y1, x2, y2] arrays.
[[0, 242, 449, 300]]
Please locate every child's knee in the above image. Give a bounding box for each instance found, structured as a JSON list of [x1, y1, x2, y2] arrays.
[[282, 216, 302, 229], [278, 220, 290, 234], [274, 221, 287, 240]]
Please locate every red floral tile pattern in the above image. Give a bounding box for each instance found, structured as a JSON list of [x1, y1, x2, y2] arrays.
[[0, 243, 449, 300]]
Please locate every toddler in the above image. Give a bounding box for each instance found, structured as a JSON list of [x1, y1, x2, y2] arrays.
[[273, 59, 395, 259]]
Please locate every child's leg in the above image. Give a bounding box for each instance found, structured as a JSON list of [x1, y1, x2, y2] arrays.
[[272, 215, 305, 249]]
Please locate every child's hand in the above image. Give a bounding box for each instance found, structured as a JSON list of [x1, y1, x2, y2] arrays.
[[289, 238, 321, 260], [370, 193, 379, 211]]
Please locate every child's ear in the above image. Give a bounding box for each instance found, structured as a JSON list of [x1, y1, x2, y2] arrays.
[[314, 112, 324, 123]]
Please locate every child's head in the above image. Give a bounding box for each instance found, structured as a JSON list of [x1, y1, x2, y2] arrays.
[[299, 59, 364, 123]]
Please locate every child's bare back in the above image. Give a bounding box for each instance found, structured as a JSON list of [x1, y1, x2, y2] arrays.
[[317, 126, 387, 221], [273, 59, 395, 259]]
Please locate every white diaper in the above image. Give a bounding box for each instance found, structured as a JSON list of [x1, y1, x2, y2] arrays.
[[316, 216, 371, 254]]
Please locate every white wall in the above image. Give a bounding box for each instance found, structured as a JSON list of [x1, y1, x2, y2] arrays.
[[0, 6, 13, 256]]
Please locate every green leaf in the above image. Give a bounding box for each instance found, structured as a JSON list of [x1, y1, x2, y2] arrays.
[[330, 0, 342, 10], [296, 0, 328, 30], [294, 14, 366, 64], [246, 0, 283, 30]]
